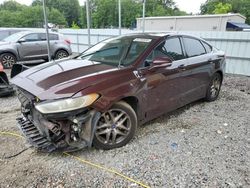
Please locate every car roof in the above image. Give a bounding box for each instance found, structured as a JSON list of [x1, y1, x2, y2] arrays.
[[16, 30, 59, 36], [121, 32, 203, 40]]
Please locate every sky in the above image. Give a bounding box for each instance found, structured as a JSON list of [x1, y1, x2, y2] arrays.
[[0, 0, 207, 14]]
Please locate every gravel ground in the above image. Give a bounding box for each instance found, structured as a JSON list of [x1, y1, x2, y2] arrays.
[[0, 74, 249, 188]]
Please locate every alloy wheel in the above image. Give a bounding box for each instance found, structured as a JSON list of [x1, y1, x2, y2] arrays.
[[2, 54, 16, 68], [210, 75, 221, 99], [95, 109, 131, 145], [56, 51, 68, 59]]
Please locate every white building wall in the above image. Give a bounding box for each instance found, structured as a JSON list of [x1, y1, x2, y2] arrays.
[[137, 14, 246, 31]]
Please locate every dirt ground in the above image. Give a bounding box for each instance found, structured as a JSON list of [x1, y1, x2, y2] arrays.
[[0, 74, 249, 188]]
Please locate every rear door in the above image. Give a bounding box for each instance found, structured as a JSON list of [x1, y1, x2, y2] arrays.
[[17, 33, 42, 60], [180, 36, 213, 105], [39, 33, 59, 57]]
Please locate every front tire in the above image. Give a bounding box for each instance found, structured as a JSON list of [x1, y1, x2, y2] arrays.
[[205, 72, 222, 102], [0, 53, 17, 69], [93, 101, 137, 150]]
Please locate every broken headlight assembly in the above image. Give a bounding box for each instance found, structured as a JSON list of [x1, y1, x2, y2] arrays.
[[35, 93, 99, 114]]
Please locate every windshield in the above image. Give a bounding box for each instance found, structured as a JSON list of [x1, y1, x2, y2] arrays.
[[3, 32, 24, 42], [78, 36, 153, 66]]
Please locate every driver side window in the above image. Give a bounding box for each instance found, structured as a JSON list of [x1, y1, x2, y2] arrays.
[[144, 37, 185, 67], [22, 33, 39, 42]]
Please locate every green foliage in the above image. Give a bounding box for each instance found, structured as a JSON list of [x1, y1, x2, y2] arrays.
[[200, 0, 250, 24], [0, 1, 67, 27], [0, 0, 25, 11], [0, 0, 188, 28], [213, 2, 232, 14], [32, 0, 81, 27], [83, 0, 187, 28], [71, 21, 80, 29]]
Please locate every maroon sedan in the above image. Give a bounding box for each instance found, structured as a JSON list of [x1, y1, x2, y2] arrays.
[[11, 33, 225, 152]]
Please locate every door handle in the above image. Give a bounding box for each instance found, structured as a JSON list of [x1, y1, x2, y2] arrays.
[[178, 64, 186, 70]]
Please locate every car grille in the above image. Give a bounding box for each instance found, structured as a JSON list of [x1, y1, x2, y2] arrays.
[[17, 116, 56, 152]]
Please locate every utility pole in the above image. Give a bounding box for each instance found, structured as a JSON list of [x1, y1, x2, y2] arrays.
[[86, 0, 91, 47], [42, 0, 51, 61], [118, 0, 121, 35], [142, 0, 146, 33]]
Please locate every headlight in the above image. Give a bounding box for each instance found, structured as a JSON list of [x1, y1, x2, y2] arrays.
[[35, 93, 99, 114]]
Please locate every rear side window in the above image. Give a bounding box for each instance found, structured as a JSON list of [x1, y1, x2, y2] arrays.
[[201, 41, 212, 53], [49, 34, 59, 40], [183, 37, 206, 57], [39, 33, 59, 41]]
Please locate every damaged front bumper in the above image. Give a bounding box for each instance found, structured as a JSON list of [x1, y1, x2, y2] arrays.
[[16, 89, 100, 152]]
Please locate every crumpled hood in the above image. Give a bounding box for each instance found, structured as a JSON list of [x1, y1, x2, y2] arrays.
[[11, 58, 118, 100]]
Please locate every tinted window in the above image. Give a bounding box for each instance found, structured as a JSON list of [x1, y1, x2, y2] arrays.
[[163, 37, 184, 60], [183, 37, 206, 57], [202, 41, 212, 53], [39, 33, 59, 41], [23, 34, 39, 42], [49, 34, 59, 40], [146, 37, 184, 64]]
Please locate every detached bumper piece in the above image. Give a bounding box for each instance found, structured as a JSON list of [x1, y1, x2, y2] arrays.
[[0, 85, 15, 97], [0, 72, 15, 97], [17, 117, 56, 152]]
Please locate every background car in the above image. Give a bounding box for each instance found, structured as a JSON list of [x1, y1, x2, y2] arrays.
[[0, 31, 72, 68], [0, 28, 26, 41], [11, 33, 226, 152]]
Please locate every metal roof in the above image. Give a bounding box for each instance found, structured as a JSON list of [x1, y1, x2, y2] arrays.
[[137, 13, 246, 20]]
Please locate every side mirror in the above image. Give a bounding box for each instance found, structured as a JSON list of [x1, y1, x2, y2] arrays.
[[18, 38, 26, 43], [149, 56, 173, 71]]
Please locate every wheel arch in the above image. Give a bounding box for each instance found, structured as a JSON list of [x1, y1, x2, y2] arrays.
[[215, 70, 223, 82], [120, 96, 139, 115], [0, 51, 18, 60], [54, 48, 69, 55]]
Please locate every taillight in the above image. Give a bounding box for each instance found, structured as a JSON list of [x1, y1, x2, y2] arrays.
[[64, 39, 71, 45], [0, 62, 3, 72]]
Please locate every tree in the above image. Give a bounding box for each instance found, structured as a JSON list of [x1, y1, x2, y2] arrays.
[[213, 2, 232, 14], [0, 0, 25, 11], [200, 0, 250, 24], [32, 0, 81, 27], [0, 1, 67, 27], [85, 0, 187, 28]]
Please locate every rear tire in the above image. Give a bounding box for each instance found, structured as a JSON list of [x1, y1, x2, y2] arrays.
[[55, 50, 69, 60], [93, 101, 137, 150], [205, 72, 222, 102], [0, 53, 17, 69]]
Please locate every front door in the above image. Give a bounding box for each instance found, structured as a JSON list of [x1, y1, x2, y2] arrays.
[[139, 37, 188, 121], [17, 33, 42, 60]]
